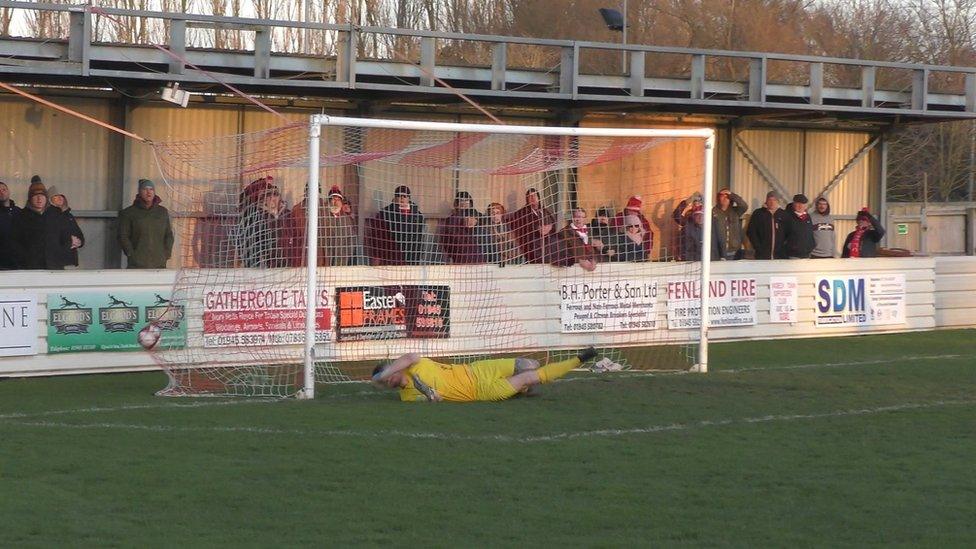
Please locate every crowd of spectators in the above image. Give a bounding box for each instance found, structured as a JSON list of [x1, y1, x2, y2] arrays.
[[0, 175, 888, 270]]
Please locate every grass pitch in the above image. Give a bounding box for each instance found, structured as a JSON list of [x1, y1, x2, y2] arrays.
[[1, 329, 974, 547]]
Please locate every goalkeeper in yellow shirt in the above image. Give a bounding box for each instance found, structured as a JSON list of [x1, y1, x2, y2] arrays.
[[371, 347, 598, 402]]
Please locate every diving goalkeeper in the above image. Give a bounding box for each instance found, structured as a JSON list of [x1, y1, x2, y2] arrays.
[[371, 347, 598, 402]]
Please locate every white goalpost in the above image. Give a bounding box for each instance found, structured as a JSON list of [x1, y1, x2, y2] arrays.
[[150, 115, 716, 398], [299, 116, 716, 399]]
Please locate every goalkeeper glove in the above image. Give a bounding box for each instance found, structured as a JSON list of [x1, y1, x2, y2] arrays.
[[577, 346, 598, 363]]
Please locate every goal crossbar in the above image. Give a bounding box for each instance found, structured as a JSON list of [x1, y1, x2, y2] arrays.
[[300, 116, 716, 399]]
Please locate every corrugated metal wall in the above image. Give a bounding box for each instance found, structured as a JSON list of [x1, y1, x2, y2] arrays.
[[0, 93, 883, 267], [731, 128, 879, 256]]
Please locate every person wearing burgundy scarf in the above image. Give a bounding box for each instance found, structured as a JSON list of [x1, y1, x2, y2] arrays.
[[549, 207, 598, 271], [842, 208, 886, 258], [781, 194, 816, 259]]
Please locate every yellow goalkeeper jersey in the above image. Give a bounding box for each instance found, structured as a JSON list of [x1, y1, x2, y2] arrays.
[[399, 358, 477, 402]]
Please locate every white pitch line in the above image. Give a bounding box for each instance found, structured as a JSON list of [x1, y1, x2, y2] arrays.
[[566, 352, 972, 382], [3, 399, 973, 443], [0, 352, 970, 421]]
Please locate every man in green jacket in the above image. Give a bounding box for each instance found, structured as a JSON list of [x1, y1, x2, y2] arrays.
[[119, 179, 174, 269]]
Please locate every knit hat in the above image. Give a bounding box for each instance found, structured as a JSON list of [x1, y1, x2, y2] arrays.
[[623, 214, 641, 227], [625, 196, 642, 210], [242, 177, 278, 206], [394, 185, 411, 198], [856, 207, 872, 221], [327, 185, 343, 200], [792, 193, 809, 204], [27, 180, 47, 199], [47, 185, 63, 199], [138, 179, 155, 191], [30, 175, 42, 184]]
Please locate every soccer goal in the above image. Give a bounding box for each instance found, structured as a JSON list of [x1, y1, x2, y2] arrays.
[[148, 115, 716, 398]]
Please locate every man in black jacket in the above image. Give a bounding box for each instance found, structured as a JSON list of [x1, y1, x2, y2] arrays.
[[377, 185, 427, 265], [746, 191, 787, 259], [11, 179, 79, 270], [781, 194, 815, 259], [0, 181, 19, 269]]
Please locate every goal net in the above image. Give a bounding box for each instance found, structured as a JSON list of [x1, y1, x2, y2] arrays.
[[147, 116, 715, 397]]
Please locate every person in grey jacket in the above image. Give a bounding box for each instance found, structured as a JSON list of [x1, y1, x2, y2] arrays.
[[809, 196, 836, 258], [712, 188, 747, 260]]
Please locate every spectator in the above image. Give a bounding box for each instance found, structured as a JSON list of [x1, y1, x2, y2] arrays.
[[681, 204, 721, 261], [612, 195, 653, 257], [290, 184, 357, 267], [809, 196, 836, 258], [549, 208, 598, 271], [439, 191, 485, 264], [0, 180, 20, 270], [615, 214, 647, 262], [713, 188, 748, 260], [746, 191, 787, 260], [483, 202, 523, 265], [238, 177, 292, 268], [671, 193, 702, 260], [588, 207, 619, 261], [47, 185, 85, 268], [506, 187, 555, 263], [11, 179, 78, 270], [782, 194, 815, 259], [322, 186, 357, 266], [119, 178, 174, 269], [375, 185, 426, 265], [842, 208, 886, 258]]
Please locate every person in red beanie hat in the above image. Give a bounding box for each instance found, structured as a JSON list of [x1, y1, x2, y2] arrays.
[[611, 195, 653, 258]]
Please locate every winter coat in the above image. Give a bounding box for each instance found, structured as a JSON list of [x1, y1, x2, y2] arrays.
[[842, 214, 886, 258], [746, 207, 787, 260], [439, 208, 485, 264], [61, 207, 85, 267], [809, 210, 836, 258], [374, 202, 426, 265], [682, 220, 722, 261], [611, 209, 654, 256], [289, 200, 358, 267], [588, 220, 621, 261], [11, 205, 75, 270], [239, 202, 292, 268], [614, 232, 647, 262], [119, 196, 174, 269], [0, 200, 20, 269], [483, 219, 523, 265], [505, 204, 556, 263], [548, 224, 599, 267], [781, 206, 816, 258], [713, 193, 747, 258]]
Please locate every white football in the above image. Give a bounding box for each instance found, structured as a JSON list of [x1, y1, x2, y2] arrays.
[[138, 323, 162, 350]]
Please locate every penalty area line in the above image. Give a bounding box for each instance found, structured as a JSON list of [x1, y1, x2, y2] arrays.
[[3, 399, 973, 443]]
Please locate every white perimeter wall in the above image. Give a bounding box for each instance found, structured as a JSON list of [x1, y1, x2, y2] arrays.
[[1, 257, 973, 378]]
